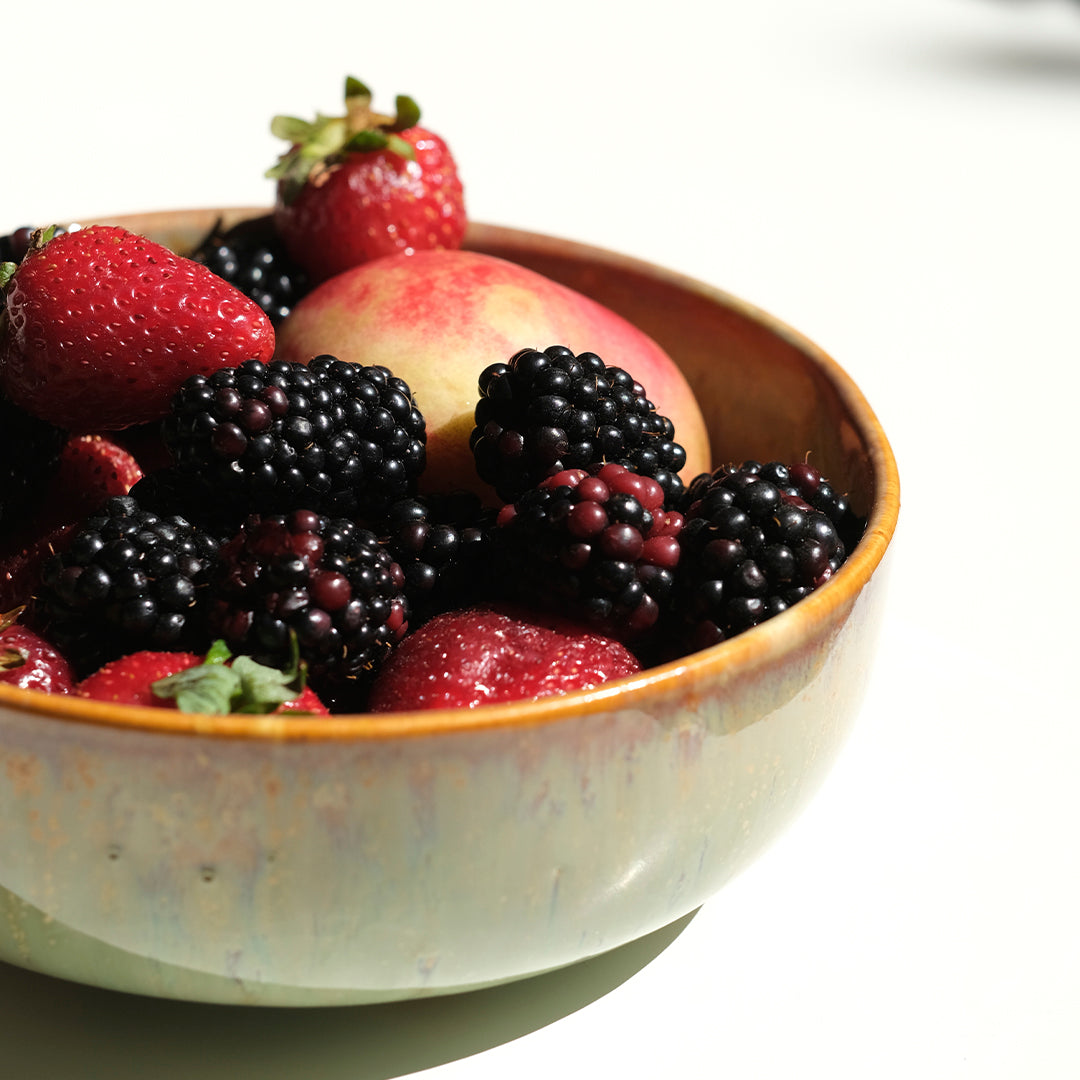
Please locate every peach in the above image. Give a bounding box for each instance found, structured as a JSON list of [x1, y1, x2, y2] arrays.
[[274, 249, 711, 499]]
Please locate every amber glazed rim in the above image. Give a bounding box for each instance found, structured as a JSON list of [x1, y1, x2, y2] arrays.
[[0, 215, 900, 742]]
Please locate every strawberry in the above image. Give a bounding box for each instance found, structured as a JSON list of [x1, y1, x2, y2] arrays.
[[268, 76, 466, 282], [366, 603, 642, 712], [274, 684, 330, 715], [0, 225, 275, 432], [76, 650, 203, 707], [76, 640, 329, 715], [0, 606, 74, 694], [54, 434, 145, 515], [0, 434, 143, 609]]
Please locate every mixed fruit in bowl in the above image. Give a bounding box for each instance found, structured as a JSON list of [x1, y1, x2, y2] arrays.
[[0, 77, 901, 1006], [0, 77, 864, 719]]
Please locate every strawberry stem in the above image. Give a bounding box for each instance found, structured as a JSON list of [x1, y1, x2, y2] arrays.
[[267, 75, 421, 205], [0, 648, 27, 672], [389, 95, 421, 132], [1, 226, 60, 291], [0, 606, 27, 634], [151, 635, 309, 714]]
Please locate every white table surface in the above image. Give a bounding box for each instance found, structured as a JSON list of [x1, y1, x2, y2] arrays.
[[4, 0, 1079, 1076]]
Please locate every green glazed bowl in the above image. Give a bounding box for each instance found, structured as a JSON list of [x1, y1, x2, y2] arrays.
[[0, 211, 900, 1005]]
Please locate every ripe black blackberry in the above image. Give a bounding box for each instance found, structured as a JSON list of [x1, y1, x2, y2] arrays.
[[752, 459, 863, 553], [470, 345, 688, 505], [493, 462, 683, 637], [33, 496, 220, 676], [188, 215, 310, 326], [684, 458, 852, 528], [0, 392, 67, 533], [209, 510, 408, 697], [161, 356, 426, 528], [126, 468, 242, 544], [380, 492, 498, 625], [671, 460, 857, 651]]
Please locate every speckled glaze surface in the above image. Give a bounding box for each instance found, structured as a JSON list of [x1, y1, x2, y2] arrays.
[[0, 212, 900, 1005]]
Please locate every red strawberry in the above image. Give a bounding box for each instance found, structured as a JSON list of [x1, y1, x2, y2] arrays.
[[277, 685, 331, 715], [77, 641, 329, 715], [0, 607, 74, 694], [367, 604, 642, 712], [0, 434, 143, 609], [268, 76, 466, 282], [76, 651, 203, 707], [0, 225, 275, 431], [54, 434, 145, 517]]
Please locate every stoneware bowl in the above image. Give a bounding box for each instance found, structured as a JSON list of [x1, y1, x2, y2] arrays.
[[0, 210, 900, 1005]]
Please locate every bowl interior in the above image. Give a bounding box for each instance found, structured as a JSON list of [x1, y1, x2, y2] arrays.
[[0, 210, 899, 734]]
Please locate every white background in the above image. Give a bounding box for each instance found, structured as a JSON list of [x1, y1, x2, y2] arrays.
[[3, 0, 1080, 1076]]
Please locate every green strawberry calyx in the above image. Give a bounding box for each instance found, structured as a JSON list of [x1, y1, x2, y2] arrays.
[[0, 607, 28, 672], [151, 637, 313, 715], [267, 76, 422, 205], [0, 226, 61, 291]]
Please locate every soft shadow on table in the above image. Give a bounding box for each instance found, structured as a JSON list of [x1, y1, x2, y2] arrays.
[[920, 39, 1080, 84], [850, 0, 1080, 88], [0, 909, 696, 1080]]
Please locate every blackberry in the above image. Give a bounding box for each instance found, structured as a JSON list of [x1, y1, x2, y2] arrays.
[[209, 509, 408, 695], [34, 496, 220, 676], [161, 356, 426, 528], [380, 492, 498, 625], [494, 462, 683, 637], [188, 215, 310, 326], [753, 459, 863, 553], [0, 392, 67, 532], [470, 345, 688, 505], [684, 459, 852, 526], [671, 460, 857, 651], [126, 468, 241, 544]]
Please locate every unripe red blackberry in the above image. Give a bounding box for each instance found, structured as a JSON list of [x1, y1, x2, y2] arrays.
[[470, 345, 687, 505], [672, 460, 857, 651], [494, 461, 683, 637], [209, 509, 408, 694]]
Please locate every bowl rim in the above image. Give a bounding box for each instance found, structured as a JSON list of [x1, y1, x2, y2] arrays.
[[0, 214, 900, 742]]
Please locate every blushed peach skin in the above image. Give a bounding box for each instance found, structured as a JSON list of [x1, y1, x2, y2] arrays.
[[273, 249, 712, 499]]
